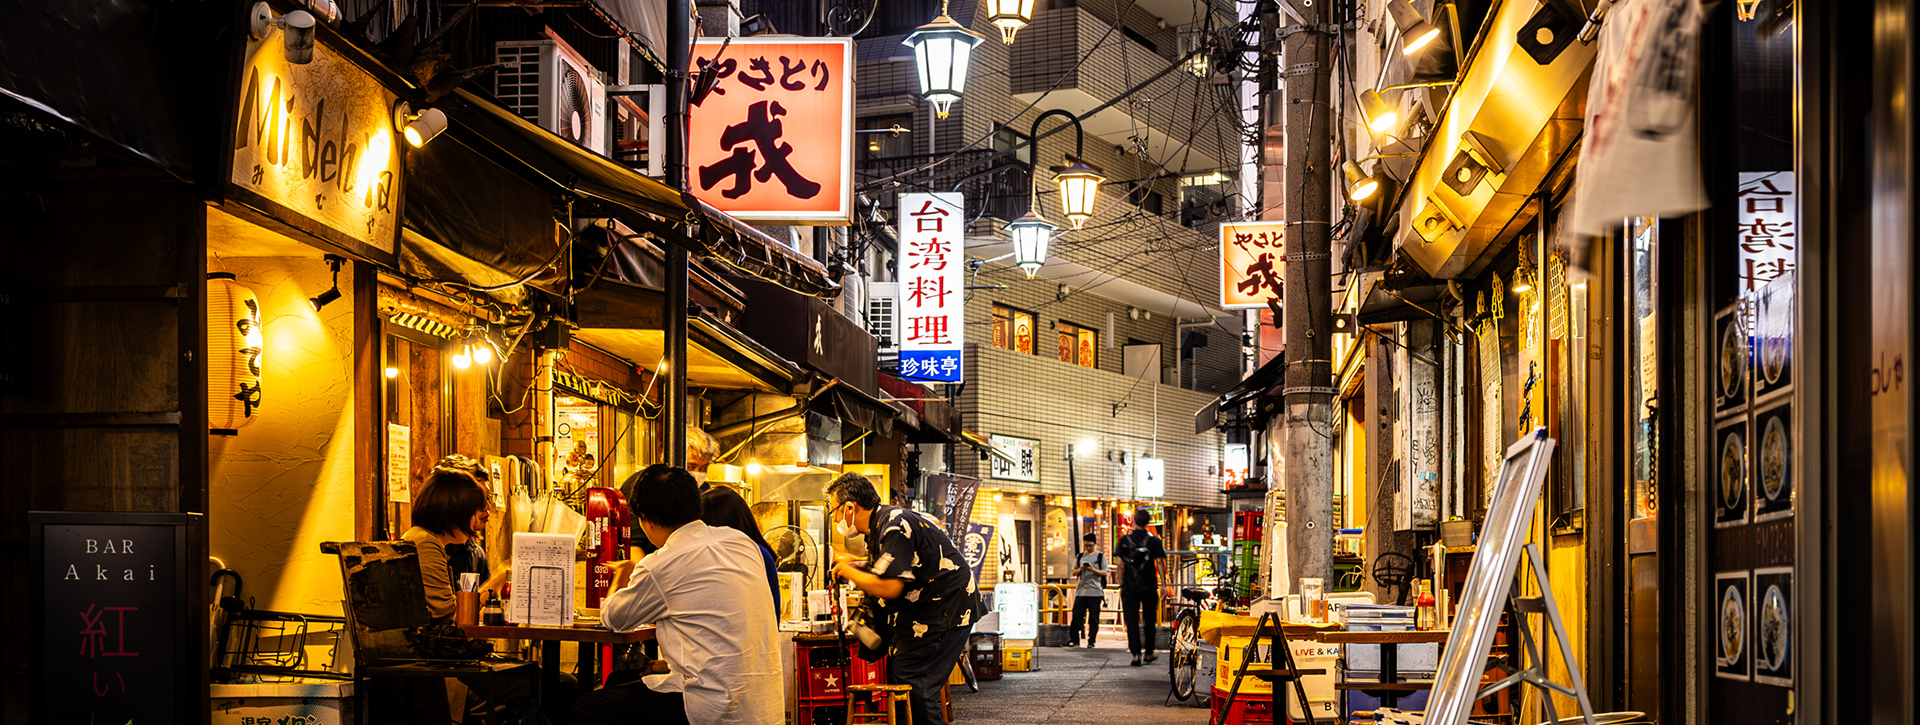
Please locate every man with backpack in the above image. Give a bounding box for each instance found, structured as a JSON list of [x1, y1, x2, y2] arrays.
[[1115, 509, 1168, 666]]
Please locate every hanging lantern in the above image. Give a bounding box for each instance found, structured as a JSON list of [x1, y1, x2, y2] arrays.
[[1053, 159, 1106, 230], [208, 273, 264, 435], [985, 0, 1036, 44], [1006, 211, 1057, 278], [904, 11, 987, 119]]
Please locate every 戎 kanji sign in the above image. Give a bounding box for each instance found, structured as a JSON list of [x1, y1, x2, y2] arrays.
[[1220, 221, 1287, 309], [898, 192, 966, 382], [690, 37, 853, 224]]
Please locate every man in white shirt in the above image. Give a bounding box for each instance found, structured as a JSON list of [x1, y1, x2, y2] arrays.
[[573, 465, 782, 725]]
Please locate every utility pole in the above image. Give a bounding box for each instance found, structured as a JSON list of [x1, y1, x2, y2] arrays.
[[664, 0, 691, 467], [1277, 0, 1334, 596]]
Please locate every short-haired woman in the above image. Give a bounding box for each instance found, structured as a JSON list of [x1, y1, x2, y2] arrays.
[[700, 485, 781, 611], [402, 469, 492, 621]]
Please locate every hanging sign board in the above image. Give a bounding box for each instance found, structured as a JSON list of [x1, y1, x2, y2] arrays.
[[1220, 221, 1287, 309], [959, 522, 996, 583], [386, 423, 411, 504], [989, 434, 1040, 482], [228, 8, 403, 258], [1223, 443, 1250, 488], [30, 512, 203, 725], [1136, 457, 1166, 498], [689, 37, 854, 224], [897, 192, 966, 382]]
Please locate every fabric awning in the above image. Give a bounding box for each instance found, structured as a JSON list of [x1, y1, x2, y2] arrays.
[[878, 372, 962, 442], [1199, 354, 1286, 433], [439, 89, 839, 298], [574, 302, 805, 394], [821, 383, 909, 438]]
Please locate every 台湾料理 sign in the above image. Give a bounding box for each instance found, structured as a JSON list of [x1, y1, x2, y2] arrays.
[[897, 192, 966, 382]]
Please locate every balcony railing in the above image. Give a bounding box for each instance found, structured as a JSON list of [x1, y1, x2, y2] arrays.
[[855, 150, 1032, 227]]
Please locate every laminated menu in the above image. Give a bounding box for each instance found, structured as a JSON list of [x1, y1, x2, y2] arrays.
[[510, 532, 575, 626]]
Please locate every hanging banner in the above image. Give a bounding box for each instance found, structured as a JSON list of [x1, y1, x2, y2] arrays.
[[898, 192, 966, 382], [1220, 221, 1287, 309], [1136, 457, 1166, 499], [1567, 0, 1707, 235], [988, 434, 1040, 482], [959, 522, 997, 583], [934, 474, 981, 537], [690, 37, 854, 224]]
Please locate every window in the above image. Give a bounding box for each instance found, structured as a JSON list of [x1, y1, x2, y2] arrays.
[[859, 114, 915, 159], [992, 304, 1037, 354], [1127, 183, 1165, 215], [992, 128, 1031, 166], [1057, 321, 1098, 368]]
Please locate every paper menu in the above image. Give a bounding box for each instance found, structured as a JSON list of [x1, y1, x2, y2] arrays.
[[510, 532, 575, 626]]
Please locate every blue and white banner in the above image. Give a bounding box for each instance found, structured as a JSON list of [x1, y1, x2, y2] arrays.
[[897, 192, 965, 382]]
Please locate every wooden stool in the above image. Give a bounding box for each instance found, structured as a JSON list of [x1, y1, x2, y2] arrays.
[[847, 684, 915, 725]]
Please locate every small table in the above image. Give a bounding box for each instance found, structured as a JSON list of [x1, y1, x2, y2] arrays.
[[462, 623, 656, 706], [1316, 630, 1450, 709]]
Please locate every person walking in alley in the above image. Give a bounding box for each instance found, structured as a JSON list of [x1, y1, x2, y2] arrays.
[[1116, 509, 1167, 666], [828, 472, 984, 725], [1068, 533, 1108, 648]]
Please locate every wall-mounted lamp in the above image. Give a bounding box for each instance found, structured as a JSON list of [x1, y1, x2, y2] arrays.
[[1386, 0, 1442, 56], [394, 102, 449, 148], [1360, 81, 1458, 136], [309, 254, 345, 311], [451, 345, 472, 369], [384, 366, 399, 378], [250, 2, 317, 65], [1343, 161, 1380, 202]]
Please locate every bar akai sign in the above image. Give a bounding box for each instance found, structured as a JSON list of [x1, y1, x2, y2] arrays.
[[897, 192, 965, 382], [690, 37, 854, 224], [229, 9, 402, 256], [1220, 221, 1287, 309]]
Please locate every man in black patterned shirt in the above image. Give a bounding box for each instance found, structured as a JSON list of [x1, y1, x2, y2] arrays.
[[829, 473, 982, 725]]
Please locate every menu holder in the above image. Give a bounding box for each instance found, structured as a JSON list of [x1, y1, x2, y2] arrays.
[[511, 532, 575, 626]]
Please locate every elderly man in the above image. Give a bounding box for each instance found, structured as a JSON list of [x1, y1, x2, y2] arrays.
[[827, 473, 983, 725], [574, 464, 781, 725]]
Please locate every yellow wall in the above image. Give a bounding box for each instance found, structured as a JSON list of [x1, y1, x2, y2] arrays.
[[208, 256, 358, 615]]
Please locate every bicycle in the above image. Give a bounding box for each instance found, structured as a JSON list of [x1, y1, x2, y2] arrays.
[[1167, 563, 1243, 703]]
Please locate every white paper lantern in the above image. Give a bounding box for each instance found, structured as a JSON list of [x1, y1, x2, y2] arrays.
[[208, 273, 264, 434]]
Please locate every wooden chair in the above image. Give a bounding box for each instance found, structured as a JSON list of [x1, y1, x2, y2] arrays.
[[321, 541, 534, 724], [846, 683, 915, 725]]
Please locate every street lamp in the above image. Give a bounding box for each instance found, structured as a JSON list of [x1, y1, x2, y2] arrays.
[[904, 4, 987, 119], [986, 0, 1037, 44], [1028, 109, 1106, 230], [1006, 211, 1056, 278]]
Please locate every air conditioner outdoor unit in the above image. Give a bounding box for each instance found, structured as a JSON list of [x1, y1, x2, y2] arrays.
[[868, 282, 898, 353], [495, 38, 609, 155]]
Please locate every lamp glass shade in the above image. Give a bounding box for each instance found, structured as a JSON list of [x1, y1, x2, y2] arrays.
[[208, 274, 264, 433], [904, 16, 987, 118], [1053, 160, 1105, 230], [1387, 0, 1441, 55], [1362, 90, 1399, 134], [1343, 160, 1379, 201], [987, 0, 1036, 44], [1006, 212, 1057, 278]]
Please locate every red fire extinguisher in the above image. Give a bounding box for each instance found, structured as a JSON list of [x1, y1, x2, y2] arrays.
[[582, 486, 630, 608]]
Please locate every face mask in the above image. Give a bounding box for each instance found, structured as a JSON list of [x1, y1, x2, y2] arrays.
[[834, 509, 858, 540]]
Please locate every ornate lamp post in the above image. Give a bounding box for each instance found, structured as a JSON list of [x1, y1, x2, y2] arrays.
[[1006, 211, 1056, 278], [1003, 109, 1104, 277], [985, 0, 1037, 44], [904, 3, 987, 118]]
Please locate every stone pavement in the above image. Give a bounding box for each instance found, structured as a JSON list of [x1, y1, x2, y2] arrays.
[[952, 640, 1212, 725]]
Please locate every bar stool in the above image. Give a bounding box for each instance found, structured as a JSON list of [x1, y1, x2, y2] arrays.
[[846, 684, 915, 725]]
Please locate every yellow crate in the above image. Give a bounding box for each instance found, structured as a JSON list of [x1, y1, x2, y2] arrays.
[[1216, 635, 1274, 694], [1003, 646, 1036, 672], [949, 663, 967, 686]]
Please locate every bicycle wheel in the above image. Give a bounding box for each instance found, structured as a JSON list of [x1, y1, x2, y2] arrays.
[[1169, 608, 1202, 701]]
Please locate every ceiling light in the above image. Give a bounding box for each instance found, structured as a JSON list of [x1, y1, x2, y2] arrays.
[[309, 254, 345, 312], [1387, 0, 1442, 55]]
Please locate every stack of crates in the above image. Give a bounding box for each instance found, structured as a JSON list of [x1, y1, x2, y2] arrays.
[[795, 641, 887, 725], [1232, 511, 1264, 597], [1003, 640, 1037, 672], [1210, 687, 1275, 725]]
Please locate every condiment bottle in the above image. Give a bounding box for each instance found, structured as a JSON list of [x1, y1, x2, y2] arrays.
[[482, 591, 506, 626], [1415, 580, 1436, 630]]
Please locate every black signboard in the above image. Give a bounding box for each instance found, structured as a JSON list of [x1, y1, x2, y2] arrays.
[[30, 511, 203, 724]]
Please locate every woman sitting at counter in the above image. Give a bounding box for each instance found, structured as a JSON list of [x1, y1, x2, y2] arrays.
[[402, 468, 494, 620]]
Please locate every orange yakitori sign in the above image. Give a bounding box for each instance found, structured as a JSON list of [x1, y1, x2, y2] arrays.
[[1220, 220, 1287, 309], [690, 37, 853, 224]]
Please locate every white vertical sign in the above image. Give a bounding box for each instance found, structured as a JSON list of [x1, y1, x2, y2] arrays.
[[1136, 457, 1166, 498], [1736, 172, 1796, 298], [898, 192, 966, 382]]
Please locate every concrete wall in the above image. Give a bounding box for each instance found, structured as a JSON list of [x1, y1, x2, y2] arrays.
[[954, 342, 1226, 509], [207, 257, 358, 615]]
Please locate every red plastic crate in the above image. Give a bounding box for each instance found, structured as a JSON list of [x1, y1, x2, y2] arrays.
[[1234, 512, 1265, 542], [798, 642, 887, 700], [1212, 686, 1277, 725], [796, 701, 848, 725]]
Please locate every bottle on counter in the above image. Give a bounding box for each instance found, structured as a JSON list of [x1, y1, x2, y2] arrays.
[[482, 590, 506, 626], [1415, 580, 1436, 630]]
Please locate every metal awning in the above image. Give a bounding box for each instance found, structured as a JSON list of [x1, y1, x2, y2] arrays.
[[574, 285, 805, 394], [959, 431, 1018, 466], [440, 89, 839, 298], [1197, 355, 1286, 433]]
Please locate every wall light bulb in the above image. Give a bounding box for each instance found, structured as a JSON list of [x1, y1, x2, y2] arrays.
[[746, 460, 764, 475], [452, 347, 472, 369], [384, 366, 399, 378], [472, 342, 494, 365]]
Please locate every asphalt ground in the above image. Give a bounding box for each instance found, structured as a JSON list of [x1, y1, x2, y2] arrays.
[[952, 639, 1212, 725]]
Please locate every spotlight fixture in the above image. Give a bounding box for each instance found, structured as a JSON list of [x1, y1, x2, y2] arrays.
[[451, 345, 472, 369], [310, 254, 345, 312], [250, 2, 317, 64], [1512, 275, 1534, 294], [1361, 90, 1399, 134], [394, 103, 449, 148], [1386, 0, 1442, 56], [1343, 161, 1380, 202]]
